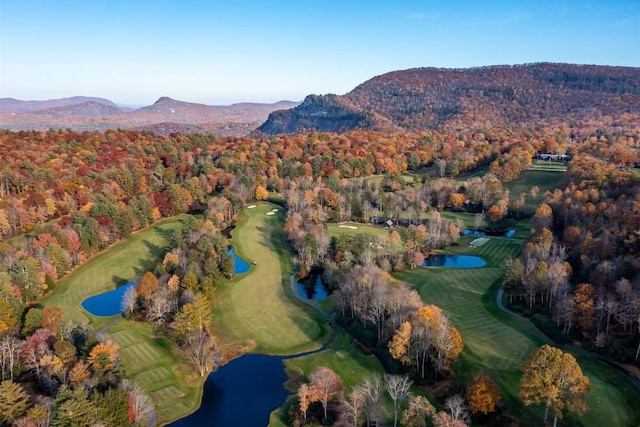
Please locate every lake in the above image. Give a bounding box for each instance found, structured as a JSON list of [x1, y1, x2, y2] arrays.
[[422, 254, 486, 268]]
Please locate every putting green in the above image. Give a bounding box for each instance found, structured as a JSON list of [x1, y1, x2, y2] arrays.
[[213, 202, 326, 356]]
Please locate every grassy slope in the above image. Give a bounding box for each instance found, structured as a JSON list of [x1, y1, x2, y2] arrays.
[[42, 216, 185, 327], [212, 202, 326, 355], [395, 235, 639, 426], [41, 216, 204, 425]]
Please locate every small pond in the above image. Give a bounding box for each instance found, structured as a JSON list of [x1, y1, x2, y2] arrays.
[[227, 246, 250, 274], [81, 281, 136, 316], [297, 274, 329, 301], [170, 354, 289, 427], [422, 254, 486, 268], [463, 229, 516, 237]]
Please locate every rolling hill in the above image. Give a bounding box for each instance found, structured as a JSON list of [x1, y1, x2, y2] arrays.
[[0, 96, 299, 136]]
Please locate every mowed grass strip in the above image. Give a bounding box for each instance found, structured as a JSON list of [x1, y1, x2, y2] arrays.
[[42, 216, 185, 326], [213, 202, 326, 355], [108, 320, 202, 424], [41, 216, 203, 425], [396, 237, 639, 426]]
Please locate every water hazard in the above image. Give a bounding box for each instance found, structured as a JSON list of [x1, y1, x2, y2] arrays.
[[81, 281, 136, 316], [227, 246, 250, 274], [422, 254, 487, 268], [296, 274, 329, 301]]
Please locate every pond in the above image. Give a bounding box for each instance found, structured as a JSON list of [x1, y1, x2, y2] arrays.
[[227, 246, 250, 274], [170, 354, 289, 427], [297, 274, 329, 301], [463, 229, 516, 237], [81, 281, 136, 316], [422, 254, 486, 268]]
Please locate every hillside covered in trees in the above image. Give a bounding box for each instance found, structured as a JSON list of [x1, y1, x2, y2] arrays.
[[257, 63, 640, 135]]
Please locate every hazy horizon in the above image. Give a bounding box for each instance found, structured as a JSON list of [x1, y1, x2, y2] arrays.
[[1, 0, 638, 105]]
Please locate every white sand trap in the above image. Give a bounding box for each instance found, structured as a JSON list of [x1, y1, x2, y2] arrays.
[[266, 212, 275, 216], [339, 225, 359, 230], [271, 208, 278, 212], [247, 205, 257, 209], [470, 237, 489, 247]]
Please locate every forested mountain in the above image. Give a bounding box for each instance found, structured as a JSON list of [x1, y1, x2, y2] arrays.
[[257, 63, 640, 135], [0, 97, 299, 136]]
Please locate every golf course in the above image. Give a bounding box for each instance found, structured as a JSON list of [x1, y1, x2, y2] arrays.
[[40, 197, 640, 426]]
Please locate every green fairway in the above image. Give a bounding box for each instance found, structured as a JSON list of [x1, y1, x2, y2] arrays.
[[42, 216, 185, 326], [395, 237, 639, 426], [108, 320, 203, 424], [40, 215, 202, 425], [213, 202, 327, 355], [504, 168, 566, 214]]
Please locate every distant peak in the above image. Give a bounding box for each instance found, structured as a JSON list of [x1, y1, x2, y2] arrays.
[[154, 96, 174, 104]]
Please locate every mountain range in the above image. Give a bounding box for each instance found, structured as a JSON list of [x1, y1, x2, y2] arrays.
[[2, 63, 639, 137], [0, 96, 299, 136]]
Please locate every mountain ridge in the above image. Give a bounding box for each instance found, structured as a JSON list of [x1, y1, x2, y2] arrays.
[[257, 63, 640, 135]]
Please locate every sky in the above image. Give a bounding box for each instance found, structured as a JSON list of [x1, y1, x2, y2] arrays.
[[0, 0, 638, 106]]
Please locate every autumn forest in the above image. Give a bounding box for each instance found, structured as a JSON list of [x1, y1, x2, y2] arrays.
[[1, 63, 640, 427]]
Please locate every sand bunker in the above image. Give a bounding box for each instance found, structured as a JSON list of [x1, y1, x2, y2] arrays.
[[271, 208, 278, 212], [266, 212, 275, 216], [470, 237, 489, 247], [339, 225, 359, 230], [247, 205, 256, 209]]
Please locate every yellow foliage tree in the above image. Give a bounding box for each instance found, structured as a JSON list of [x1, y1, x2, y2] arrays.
[[389, 321, 412, 364], [255, 184, 269, 201], [467, 375, 500, 415], [88, 342, 120, 372], [520, 345, 590, 426]]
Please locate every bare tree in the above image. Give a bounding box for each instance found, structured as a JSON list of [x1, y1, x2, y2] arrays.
[[121, 379, 155, 426], [361, 374, 383, 427], [445, 394, 469, 423], [386, 374, 412, 427], [310, 366, 343, 421], [146, 287, 175, 326], [342, 385, 366, 427], [183, 330, 219, 377], [0, 336, 20, 381], [121, 285, 137, 317]]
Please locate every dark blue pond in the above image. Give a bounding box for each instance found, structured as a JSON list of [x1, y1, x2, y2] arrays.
[[463, 229, 516, 237], [81, 281, 136, 316], [170, 354, 289, 427], [227, 246, 250, 274], [422, 254, 486, 268], [297, 275, 329, 301]]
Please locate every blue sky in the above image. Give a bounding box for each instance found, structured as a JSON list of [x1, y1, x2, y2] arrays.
[[1, 0, 638, 105]]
